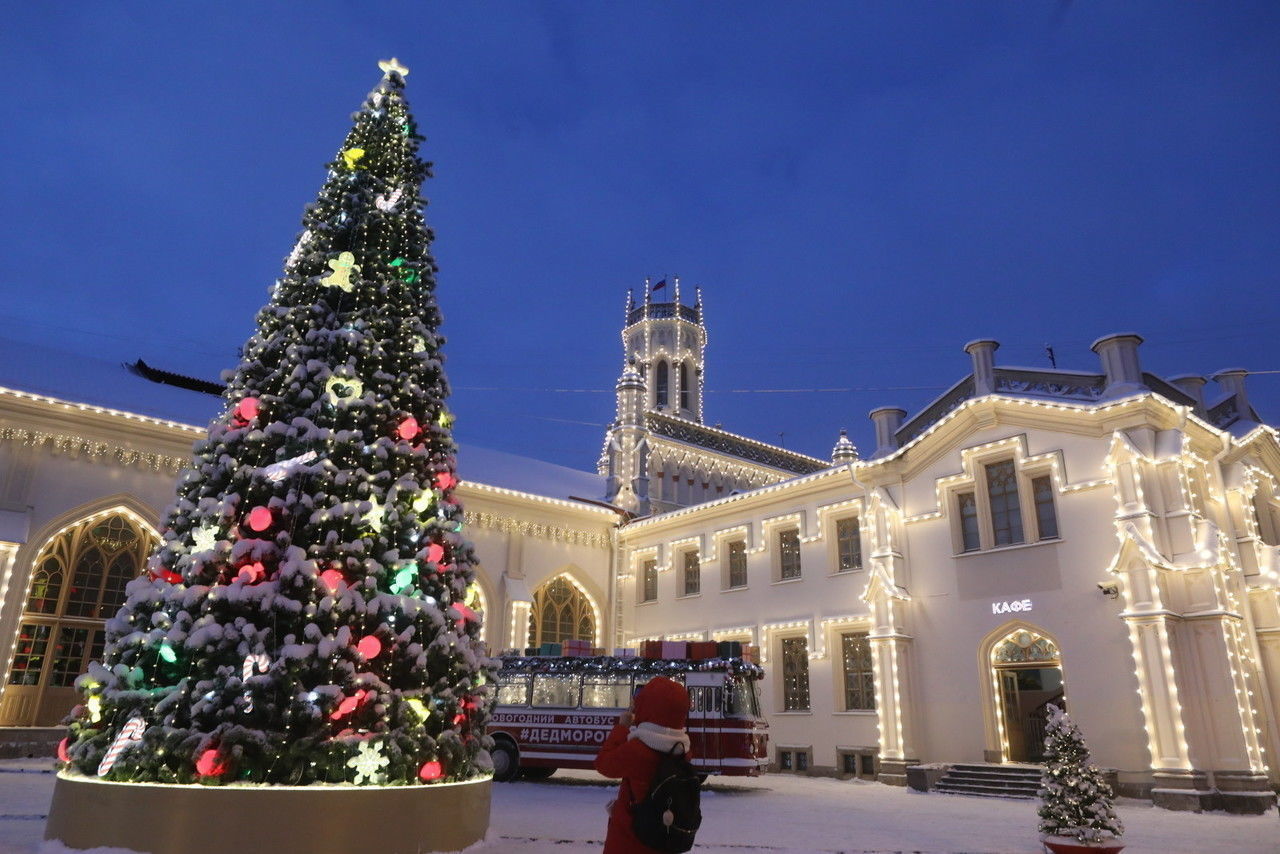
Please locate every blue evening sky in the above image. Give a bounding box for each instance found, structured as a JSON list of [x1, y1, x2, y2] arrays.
[[1, 2, 1277, 470]]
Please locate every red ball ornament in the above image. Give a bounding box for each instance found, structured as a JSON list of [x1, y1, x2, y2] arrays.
[[418, 760, 444, 782], [356, 635, 382, 660], [237, 562, 266, 584], [320, 568, 345, 592], [245, 506, 273, 532], [425, 543, 445, 565], [155, 567, 182, 584], [396, 416, 420, 441], [234, 397, 261, 423], [56, 737, 69, 762], [434, 472, 457, 491], [195, 748, 229, 777]]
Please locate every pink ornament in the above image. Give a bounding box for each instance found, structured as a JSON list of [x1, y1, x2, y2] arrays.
[[56, 737, 69, 762], [356, 635, 382, 660], [245, 506, 273, 532], [452, 602, 479, 631], [237, 562, 266, 584], [425, 543, 445, 565], [195, 748, 229, 777], [330, 689, 368, 721], [396, 416, 420, 441], [418, 760, 443, 781], [434, 472, 457, 491], [320, 568, 345, 592], [234, 397, 260, 423]]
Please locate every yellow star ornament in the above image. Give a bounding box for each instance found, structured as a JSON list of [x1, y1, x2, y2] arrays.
[[363, 497, 386, 533], [379, 58, 409, 77]]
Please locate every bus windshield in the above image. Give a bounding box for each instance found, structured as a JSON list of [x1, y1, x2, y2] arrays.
[[724, 675, 760, 718]]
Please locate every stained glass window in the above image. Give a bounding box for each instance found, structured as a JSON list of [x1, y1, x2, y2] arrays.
[[993, 631, 1060, 664]]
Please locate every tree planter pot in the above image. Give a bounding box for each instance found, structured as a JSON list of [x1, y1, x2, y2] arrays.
[[1041, 835, 1125, 854], [45, 771, 491, 854]]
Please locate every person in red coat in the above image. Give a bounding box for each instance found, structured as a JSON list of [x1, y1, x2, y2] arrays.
[[594, 676, 692, 854]]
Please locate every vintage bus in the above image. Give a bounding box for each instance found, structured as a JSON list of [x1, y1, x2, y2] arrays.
[[488, 654, 769, 782]]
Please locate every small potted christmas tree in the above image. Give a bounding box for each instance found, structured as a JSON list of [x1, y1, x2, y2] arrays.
[[1038, 705, 1125, 853]]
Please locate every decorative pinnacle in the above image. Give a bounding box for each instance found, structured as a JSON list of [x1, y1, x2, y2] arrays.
[[379, 57, 409, 78]]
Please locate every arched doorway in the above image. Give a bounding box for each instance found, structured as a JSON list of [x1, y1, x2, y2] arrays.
[[990, 628, 1065, 763], [1, 512, 157, 726], [527, 575, 597, 649]]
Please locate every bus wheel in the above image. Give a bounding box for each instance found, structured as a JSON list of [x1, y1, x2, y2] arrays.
[[521, 766, 556, 781], [491, 738, 520, 782]]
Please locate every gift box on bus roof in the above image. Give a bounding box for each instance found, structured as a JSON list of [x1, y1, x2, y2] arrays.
[[689, 641, 719, 660], [660, 641, 688, 659], [640, 640, 663, 659], [716, 640, 743, 659], [563, 639, 593, 657], [539, 642, 562, 657]]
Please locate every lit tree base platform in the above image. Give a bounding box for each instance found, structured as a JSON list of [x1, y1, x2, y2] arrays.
[[45, 771, 491, 854]]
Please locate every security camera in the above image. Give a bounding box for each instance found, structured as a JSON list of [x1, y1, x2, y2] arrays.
[[1097, 581, 1120, 599]]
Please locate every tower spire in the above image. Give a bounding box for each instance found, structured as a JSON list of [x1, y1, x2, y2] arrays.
[[673, 276, 681, 306]]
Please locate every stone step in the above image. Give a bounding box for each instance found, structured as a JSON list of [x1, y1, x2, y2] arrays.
[[937, 775, 1040, 789], [944, 770, 1043, 785], [949, 763, 1041, 776], [931, 783, 1038, 800]]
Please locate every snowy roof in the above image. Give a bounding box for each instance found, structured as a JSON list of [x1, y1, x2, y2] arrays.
[[0, 337, 605, 504]]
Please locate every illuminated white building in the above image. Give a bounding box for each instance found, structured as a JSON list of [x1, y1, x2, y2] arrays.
[[0, 297, 1276, 814]]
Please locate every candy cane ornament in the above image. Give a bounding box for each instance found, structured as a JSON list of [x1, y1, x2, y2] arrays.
[[97, 716, 146, 776], [241, 653, 270, 712], [375, 187, 403, 212]]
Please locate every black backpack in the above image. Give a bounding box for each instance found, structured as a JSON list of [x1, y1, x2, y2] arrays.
[[631, 746, 702, 853]]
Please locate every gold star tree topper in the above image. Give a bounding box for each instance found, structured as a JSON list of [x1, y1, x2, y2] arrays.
[[379, 58, 409, 78]]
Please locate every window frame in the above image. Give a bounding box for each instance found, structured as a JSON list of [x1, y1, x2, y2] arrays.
[[839, 631, 876, 712], [832, 515, 863, 572], [779, 634, 811, 712], [639, 558, 658, 604], [723, 537, 748, 590], [776, 527, 802, 582], [948, 453, 1061, 554], [679, 549, 700, 597]]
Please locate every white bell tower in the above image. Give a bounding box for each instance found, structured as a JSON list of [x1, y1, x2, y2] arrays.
[[620, 278, 706, 422]]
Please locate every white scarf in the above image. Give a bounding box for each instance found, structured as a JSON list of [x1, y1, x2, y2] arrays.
[[629, 721, 690, 755]]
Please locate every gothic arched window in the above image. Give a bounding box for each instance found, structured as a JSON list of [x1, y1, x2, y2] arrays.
[[655, 361, 669, 408], [4, 512, 156, 727], [528, 576, 595, 648], [679, 362, 691, 411]]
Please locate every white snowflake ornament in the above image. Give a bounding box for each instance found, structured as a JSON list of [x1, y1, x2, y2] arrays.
[[347, 739, 389, 784], [191, 525, 220, 553]]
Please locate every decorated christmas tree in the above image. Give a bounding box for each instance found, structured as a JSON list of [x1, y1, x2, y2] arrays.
[[60, 59, 493, 787], [1037, 705, 1124, 844]]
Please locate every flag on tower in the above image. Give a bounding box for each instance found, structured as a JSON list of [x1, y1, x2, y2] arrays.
[[652, 279, 667, 291]]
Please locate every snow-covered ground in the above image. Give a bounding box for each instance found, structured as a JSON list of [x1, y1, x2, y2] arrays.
[[0, 760, 1274, 853]]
